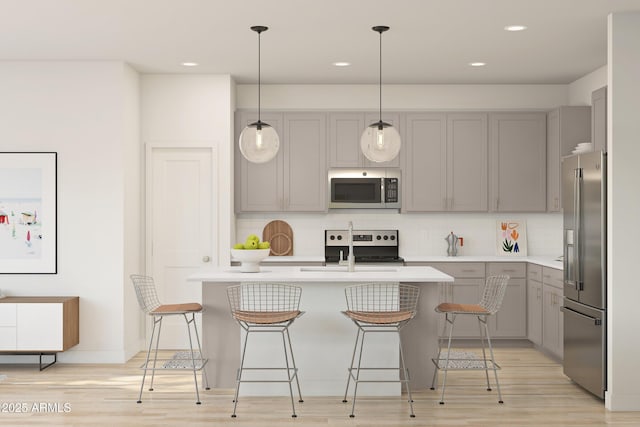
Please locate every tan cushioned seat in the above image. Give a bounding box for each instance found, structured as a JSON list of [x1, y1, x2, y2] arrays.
[[152, 302, 203, 314], [435, 302, 489, 315], [232, 310, 301, 324], [343, 310, 413, 324]]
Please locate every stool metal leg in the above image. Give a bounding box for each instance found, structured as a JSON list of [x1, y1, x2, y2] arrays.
[[232, 328, 251, 417], [342, 328, 361, 403], [430, 312, 450, 391], [184, 313, 201, 405], [478, 315, 492, 391], [191, 313, 210, 390], [148, 316, 163, 392], [483, 317, 504, 403], [398, 332, 415, 417], [138, 316, 159, 403], [439, 312, 457, 404], [281, 329, 297, 418], [285, 328, 303, 403], [349, 328, 367, 418]]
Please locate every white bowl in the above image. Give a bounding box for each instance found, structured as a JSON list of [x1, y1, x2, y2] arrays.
[[577, 142, 593, 147], [231, 249, 270, 272]]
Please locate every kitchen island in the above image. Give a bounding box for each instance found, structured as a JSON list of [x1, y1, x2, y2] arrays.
[[188, 265, 453, 396]]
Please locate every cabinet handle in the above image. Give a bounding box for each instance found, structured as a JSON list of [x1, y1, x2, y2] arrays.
[[495, 198, 500, 211], [461, 269, 476, 273], [554, 197, 559, 210]]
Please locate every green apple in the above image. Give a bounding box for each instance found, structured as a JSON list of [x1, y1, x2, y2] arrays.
[[233, 243, 244, 250], [246, 234, 260, 243], [244, 239, 258, 250], [258, 241, 270, 249]]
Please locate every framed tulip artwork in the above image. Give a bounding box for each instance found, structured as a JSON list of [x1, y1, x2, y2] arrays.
[[496, 220, 527, 256], [0, 152, 57, 274]]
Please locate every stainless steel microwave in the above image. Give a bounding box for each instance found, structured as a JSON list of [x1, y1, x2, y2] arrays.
[[328, 168, 401, 209]]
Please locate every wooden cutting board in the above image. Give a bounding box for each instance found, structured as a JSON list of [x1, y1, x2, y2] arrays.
[[262, 220, 293, 256]]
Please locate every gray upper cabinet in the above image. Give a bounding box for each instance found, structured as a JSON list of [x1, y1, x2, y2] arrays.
[[447, 113, 488, 211], [592, 86, 607, 153], [404, 113, 487, 212], [236, 111, 327, 213], [283, 113, 327, 212], [546, 106, 591, 212], [328, 113, 365, 167], [404, 113, 447, 211], [236, 112, 284, 212], [328, 112, 401, 168], [489, 113, 547, 212]]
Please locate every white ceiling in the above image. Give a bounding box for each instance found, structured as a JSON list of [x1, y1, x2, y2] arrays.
[[1, 0, 639, 84]]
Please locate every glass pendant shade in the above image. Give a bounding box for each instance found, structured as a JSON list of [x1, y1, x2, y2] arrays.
[[239, 121, 280, 164], [360, 121, 401, 163]]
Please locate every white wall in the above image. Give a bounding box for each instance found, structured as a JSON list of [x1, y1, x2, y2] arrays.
[[140, 75, 235, 267], [568, 66, 607, 106], [235, 83, 567, 257], [0, 62, 141, 363], [237, 84, 568, 110], [606, 12, 640, 411]]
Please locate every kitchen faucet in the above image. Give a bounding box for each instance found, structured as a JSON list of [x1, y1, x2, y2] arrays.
[[339, 221, 356, 271]]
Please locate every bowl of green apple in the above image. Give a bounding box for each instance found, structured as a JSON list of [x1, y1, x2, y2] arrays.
[[231, 234, 271, 272]]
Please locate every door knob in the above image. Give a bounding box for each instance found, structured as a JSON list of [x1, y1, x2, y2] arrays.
[[202, 256, 211, 262]]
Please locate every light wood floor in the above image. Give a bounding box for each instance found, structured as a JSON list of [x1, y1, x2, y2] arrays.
[[1, 347, 639, 426]]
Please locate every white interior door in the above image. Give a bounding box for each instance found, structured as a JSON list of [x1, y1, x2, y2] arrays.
[[147, 146, 216, 349]]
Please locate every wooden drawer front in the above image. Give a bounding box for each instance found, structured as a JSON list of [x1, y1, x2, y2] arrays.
[[0, 304, 17, 327], [527, 264, 543, 282], [429, 262, 485, 278], [487, 262, 526, 278], [543, 267, 564, 289]]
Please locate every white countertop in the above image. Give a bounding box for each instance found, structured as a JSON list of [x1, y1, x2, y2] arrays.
[[188, 265, 454, 283], [254, 255, 563, 270]]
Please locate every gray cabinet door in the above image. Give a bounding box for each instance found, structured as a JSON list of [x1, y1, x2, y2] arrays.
[[491, 278, 527, 337], [591, 86, 607, 153], [542, 284, 563, 358], [489, 113, 547, 212], [236, 112, 284, 212], [328, 113, 365, 167], [447, 113, 488, 211], [547, 107, 591, 212], [527, 278, 543, 346], [284, 113, 327, 212], [403, 113, 447, 211]]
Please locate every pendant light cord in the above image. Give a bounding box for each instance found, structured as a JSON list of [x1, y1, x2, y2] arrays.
[[379, 29, 382, 123], [258, 30, 261, 123]]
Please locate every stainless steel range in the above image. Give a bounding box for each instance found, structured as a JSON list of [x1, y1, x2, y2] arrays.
[[324, 229, 403, 264]]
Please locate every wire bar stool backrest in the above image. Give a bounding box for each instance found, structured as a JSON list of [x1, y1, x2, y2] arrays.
[[478, 275, 510, 315], [130, 274, 162, 314], [345, 283, 419, 316], [227, 283, 302, 314]]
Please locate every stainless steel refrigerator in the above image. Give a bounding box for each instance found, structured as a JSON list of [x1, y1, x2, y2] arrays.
[[562, 150, 607, 399]]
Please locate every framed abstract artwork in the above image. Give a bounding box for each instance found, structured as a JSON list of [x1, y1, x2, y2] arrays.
[[496, 219, 527, 256], [0, 152, 57, 274]]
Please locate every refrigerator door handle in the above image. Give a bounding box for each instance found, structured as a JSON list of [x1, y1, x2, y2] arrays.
[[561, 306, 602, 326], [574, 168, 583, 291]]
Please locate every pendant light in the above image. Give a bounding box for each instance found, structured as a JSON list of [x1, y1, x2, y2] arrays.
[[239, 26, 279, 164], [361, 26, 401, 163]]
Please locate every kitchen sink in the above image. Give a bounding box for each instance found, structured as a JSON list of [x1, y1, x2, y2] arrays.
[[299, 266, 399, 273]]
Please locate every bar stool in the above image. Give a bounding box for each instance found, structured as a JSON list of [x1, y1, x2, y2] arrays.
[[226, 283, 304, 418], [430, 274, 510, 404], [342, 282, 420, 418], [130, 274, 209, 405]]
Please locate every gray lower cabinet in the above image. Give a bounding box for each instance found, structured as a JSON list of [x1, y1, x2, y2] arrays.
[[236, 112, 327, 212], [527, 264, 543, 346], [489, 113, 547, 212], [546, 107, 591, 212], [592, 86, 607, 153], [328, 112, 400, 168], [404, 113, 487, 212], [486, 263, 527, 338], [542, 267, 564, 359]]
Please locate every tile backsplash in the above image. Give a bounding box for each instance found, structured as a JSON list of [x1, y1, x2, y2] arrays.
[[236, 212, 562, 258]]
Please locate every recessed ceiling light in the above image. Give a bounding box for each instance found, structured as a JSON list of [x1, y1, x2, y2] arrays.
[[333, 62, 351, 67], [182, 62, 199, 67], [469, 62, 486, 67], [504, 25, 527, 32]]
